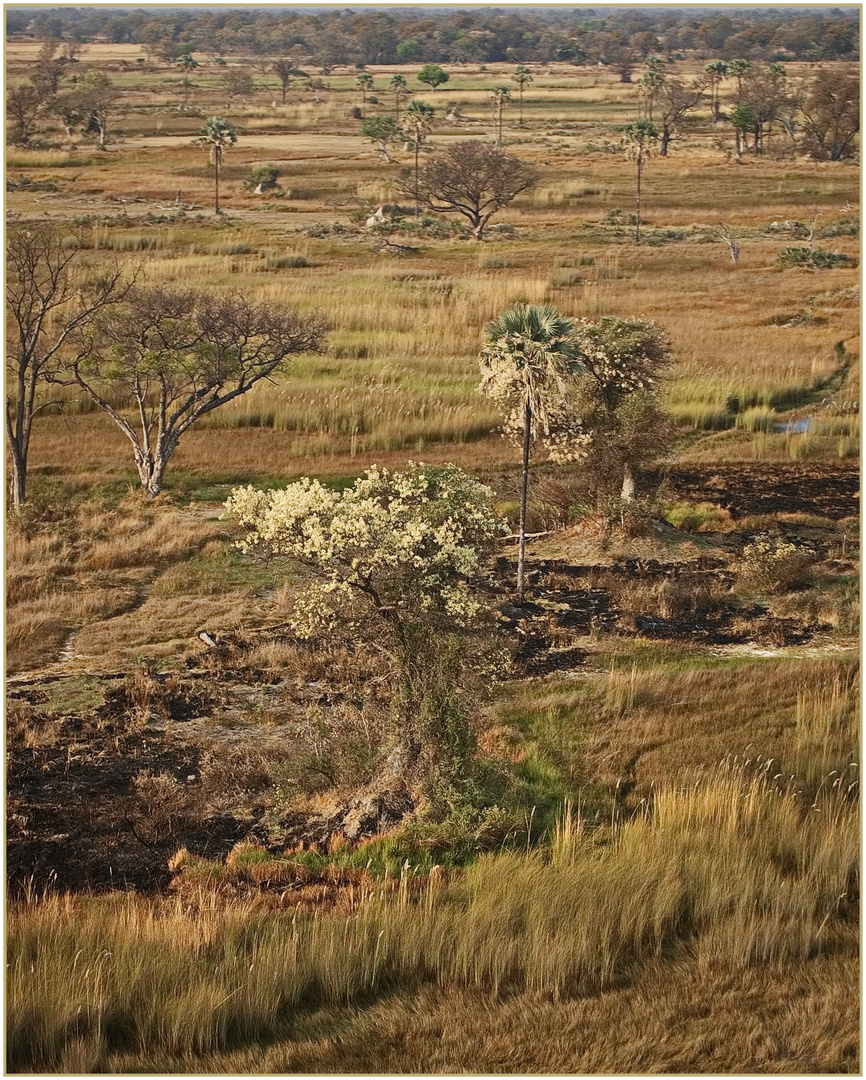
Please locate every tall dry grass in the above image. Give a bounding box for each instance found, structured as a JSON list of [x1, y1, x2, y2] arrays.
[[7, 759, 857, 1071]]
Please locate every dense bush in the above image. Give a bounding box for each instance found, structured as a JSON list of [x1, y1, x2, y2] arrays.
[[738, 535, 813, 593]]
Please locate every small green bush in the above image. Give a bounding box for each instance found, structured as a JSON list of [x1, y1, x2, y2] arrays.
[[776, 246, 856, 269], [244, 164, 281, 193]]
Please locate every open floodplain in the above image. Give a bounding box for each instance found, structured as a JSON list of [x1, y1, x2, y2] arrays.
[[5, 29, 860, 1074]]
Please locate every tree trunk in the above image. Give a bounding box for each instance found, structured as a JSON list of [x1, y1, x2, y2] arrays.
[[517, 398, 532, 601], [214, 155, 220, 213], [660, 125, 671, 156], [414, 142, 420, 216], [7, 389, 32, 512], [635, 156, 642, 244], [472, 218, 484, 241], [135, 451, 167, 499], [9, 444, 27, 511], [519, 85, 524, 125], [621, 462, 636, 503]]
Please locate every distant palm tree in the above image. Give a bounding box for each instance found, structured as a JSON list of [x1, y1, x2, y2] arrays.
[[357, 71, 374, 105], [390, 73, 408, 116], [511, 65, 533, 126], [489, 85, 511, 145], [402, 100, 435, 216], [196, 116, 237, 214], [480, 304, 580, 600], [621, 119, 658, 243], [705, 59, 728, 121]]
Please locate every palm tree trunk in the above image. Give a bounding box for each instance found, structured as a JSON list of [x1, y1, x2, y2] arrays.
[[635, 156, 642, 244], [517, 398, 532, 601], [214, 153, 220, 213]]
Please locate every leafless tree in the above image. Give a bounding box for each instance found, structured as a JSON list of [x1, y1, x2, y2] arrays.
[[5, 227, 131, 510], [70, 288, 328, 497], [716, 221, 740, 263], [221, 68, 255, 107], [398, 141, 541, 240]]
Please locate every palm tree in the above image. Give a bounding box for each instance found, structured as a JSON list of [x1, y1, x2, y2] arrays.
[[638, 69, 665, 121], [196, 116, 237, 214], [357, 71, 374, 105], [705, 60, 728, 121], [479, 304, 580, 600], [401, 100, 435, 216], [621, 119, 658, 243], [728, 58, 751, 102], [511, 65, 533, 126], [177, 52, 198, 107], [390, 73, 408, 116], [489, 85, 510, 145]]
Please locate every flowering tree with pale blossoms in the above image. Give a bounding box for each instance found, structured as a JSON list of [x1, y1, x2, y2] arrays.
[[226, 462, 505, 803], [571, 316, 673, 504], [479, 304, 586, 601]]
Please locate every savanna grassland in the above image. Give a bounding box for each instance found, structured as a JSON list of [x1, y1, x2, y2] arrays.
[[6, 37, 860, 1074]]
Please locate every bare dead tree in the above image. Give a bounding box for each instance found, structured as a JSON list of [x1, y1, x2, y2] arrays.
[[717, 221, 740, 263], [6, 226, 131, 510]]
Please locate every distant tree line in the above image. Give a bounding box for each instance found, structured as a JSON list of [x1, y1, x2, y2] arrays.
[[6, 7, 859, 66]]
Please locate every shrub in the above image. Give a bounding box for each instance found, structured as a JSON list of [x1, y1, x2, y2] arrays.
[[244, 164, 281, 192], [738, 535, 813, 593], [665, 501, 732, 533], [776, 246, 856, 269], [603, 208, 637, 225]]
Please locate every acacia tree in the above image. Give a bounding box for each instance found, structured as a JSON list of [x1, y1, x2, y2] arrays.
[[196, 116, 237, 213], [70, 287, 327, 498], [5, 227, 130, 510], [226, 462, 503, 801], [621, 119, 658, 243], [800, 69, 859, 161], [6, 85, 46, 145], [479, 304, 583, 600], [511, 65, 533, 125], [571, 316, 673, 504], [401, 99, 435, 216], [400, 140, 540, 241], [361, 114, 398, 162], [656, 76, 705, 156]]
